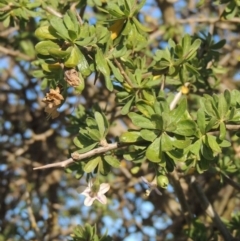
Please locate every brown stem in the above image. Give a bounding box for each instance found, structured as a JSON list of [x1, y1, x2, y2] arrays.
[[191, 176, 234, 241], [33, 142, 120, 170], [169, 170, 193, 225], [0, 46, 34, 61], [113, 58, 134, 88]]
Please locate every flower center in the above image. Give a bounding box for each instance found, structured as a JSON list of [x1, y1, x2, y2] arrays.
[[89, 184, 100, 197]]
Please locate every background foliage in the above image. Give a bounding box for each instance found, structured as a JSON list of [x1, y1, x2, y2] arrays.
[[1, 0, 240, 240]]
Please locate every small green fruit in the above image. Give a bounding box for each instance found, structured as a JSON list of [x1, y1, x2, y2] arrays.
[[157, 175, 169, 189]]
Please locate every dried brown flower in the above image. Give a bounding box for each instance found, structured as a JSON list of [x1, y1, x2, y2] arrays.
[[42, 87, 64, 119], [64, 69, 81, 87]]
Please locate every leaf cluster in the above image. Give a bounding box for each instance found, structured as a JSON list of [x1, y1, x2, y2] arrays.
[[69, 224, 112, 241]]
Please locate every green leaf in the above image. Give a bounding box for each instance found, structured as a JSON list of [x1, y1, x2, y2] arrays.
[[182, 34, 191, 55], [121, 96, 134, 115], [189, 139, 202, 157], [94, 112, 106, 137], [205, 134, 221, 153], [197, 108, 206, 134], [218, 139, 231, 148], [140, 129, 157, 142], [31, 70, 45, 78], [121, 20, 132, 36], [77, 142, 98, 154], [35, 40, 59, 55], [86, 117, 97, 127], [95, 48, 113, 91], [151, 114, 163, 130], [120, 131, 142, 143], [128, 112, 155, 129], [190, 39, 202, 53], [84, 156, 101, 173], [203, 97, 215, 117], [73, 133, 93, 148], [142, 90, 155, 104], [50, 16, 70, 40], [171, 138, 191, 149], [218, 93, 228, 119], [75, 36, 96, 46], [132, 16, 152, 32], [86, 128, 101, 141], [41, 63, 62, 72], [219, 122, 226, 140], [167, 149, 185, 161], [107, 59, 124, 82], [146, 137, 161, 162], [134, 0, 146, 14], [201, 144, 214, 160], [212, 39, 226, 49], [171, 97, 187, 123], [106, 3, 125, 18], [98, 158, 110, 175], [161, 133, 174, 152], [165, 154, 175, 172], [35, 25, 58, 39], [68, 30, 77, 42], [221, 1, 237, 19], [64, 45, 82, 68], [77, 53, 91, 77], [104, 155, 120, 168], [48, 48, 70, 58], [205, 117, 218, 132], [173, 120, 196, 136], [136, 100, 155, 118], [3, 15, 10, 27], [63, 12, 75, 31], [66, 10, 79, 32], [197, 158, 209, 173]]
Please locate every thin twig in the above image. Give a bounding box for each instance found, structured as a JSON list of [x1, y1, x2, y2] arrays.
[[191, 176, 234, 241], [0, 3, 13, 12], [25, 191, 41, 241], [169, 91, 193, 225], [169, 82, 189, 111], [114, 58, 134, 88], [160, 75, 165, 91], [44, 6, 63, 18], [177, 17, 240, 24], [70, 2, 83, 25], [169, 89, 182, 110], [33, 142, 119, 170], [0, 46, 33, 61], [222, 173, 240, 192], [226, 124, 240, 131], [169, 170, 193, 225], [0, 26, 19, 37]]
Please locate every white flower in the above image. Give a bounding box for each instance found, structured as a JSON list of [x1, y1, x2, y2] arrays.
[[81, 181, 110, 206], [141, 176, 162, 196]]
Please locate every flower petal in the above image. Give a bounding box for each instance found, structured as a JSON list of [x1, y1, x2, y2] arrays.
[[99, 183, 110, 194], [81, 187, 91, 196], [96, 194, 107, 204], [84, 196, 95, 206]]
